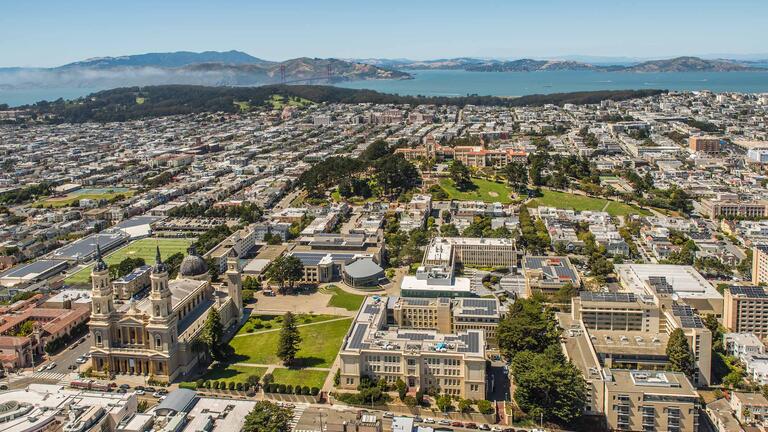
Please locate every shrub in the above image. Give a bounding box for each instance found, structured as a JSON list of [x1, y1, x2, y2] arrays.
[[253, 323, 264, 329], [287, 384, 294, 394], [303, 386, 311, 395], [213, 381, 220, 390], [263, 373, 274, 385], [278, 384, 286, 393], [196, 379, 204, 388], [228, 382, 235, 391], [247, 328, 254, 333], [311, 387, 320, 396], [203, 380, 211, 389], [236, 382, 243, 391], [247, 374, 261, 387], [404, 396, 417, 407], [477, 400, 494, 415]]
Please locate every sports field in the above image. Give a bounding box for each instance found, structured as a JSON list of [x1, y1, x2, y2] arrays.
[[35, 188, 135, 208], [529, 189, 652, 217], [64, 237, 193, 285], [438, 178, 515, 204]]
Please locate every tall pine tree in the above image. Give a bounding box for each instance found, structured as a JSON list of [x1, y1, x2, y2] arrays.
[[666, 328, 696, 377], [277, 312, 302, 366], [202, 308, 223, 360]]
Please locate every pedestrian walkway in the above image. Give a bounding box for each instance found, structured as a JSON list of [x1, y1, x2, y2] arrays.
[[235, 362, 330, 372], [232, 317, 352, 339], [32, 371, 68, 382], [290, 403, 309, 430]]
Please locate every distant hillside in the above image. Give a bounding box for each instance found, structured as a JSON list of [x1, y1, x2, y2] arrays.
[[0, 52, 411, 90], [354, 56, 767, 72], [466, 59, 598, 72], [60, 50, 271, 68], [18, 85, 666, 123], [613, 56, 760, 72]]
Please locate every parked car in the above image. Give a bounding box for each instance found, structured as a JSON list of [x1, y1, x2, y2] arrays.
[[479, 424, 491, 431], [119, 384, 130, 389], [438, 420, 452, 426], [465, 423, 478, 429], [451, 422, 464, 428], [383, 412, 394, 418], [116, 388, 127, 394], [46, 362, 56, 370], [423, 418, 435, 424], [135, 389, 145, 395], [414, 417, 423, 423], [157, 388, 168, 395], [75, 357, 87, 364], [36, 366, 46, 372], [144, 387, 156, 393]]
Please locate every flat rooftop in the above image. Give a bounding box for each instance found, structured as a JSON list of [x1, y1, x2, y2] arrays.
[[615, 263, 722, 300]]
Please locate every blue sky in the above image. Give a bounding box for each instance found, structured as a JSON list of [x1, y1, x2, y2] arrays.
[[1, 0, 766, 67]]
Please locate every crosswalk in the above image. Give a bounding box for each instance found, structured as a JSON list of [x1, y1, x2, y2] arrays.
[[31, 371, 68, 382], [289, 404, 309, 431]]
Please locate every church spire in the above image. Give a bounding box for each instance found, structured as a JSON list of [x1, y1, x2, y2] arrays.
[[152, 245, 167, 273], [93, 243, 108, 272]]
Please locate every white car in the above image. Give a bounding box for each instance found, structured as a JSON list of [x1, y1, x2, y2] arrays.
[[383, 412, 394, 418], [75, 357, 87, 364], [36, 366, 46, 372], [46, 363, 56, 370], [152, 392, 163, 398], [438, 420, 452, 425], [135, 389, 145, 395], [423, 418, 435, 424]]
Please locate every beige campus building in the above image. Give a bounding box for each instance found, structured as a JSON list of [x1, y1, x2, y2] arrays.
[[723, 285, 768, 337], [570, 290, 712, 388], [88, 246, 243, 382], [752, 245, 768, 285], [422, 237, 518, 268], [338, 296, 494, 399], [391, 297, 502, 344], [604, 369, 700, 432]]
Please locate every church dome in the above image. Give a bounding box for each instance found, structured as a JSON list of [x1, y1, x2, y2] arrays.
[[179, 245, 208, 278]]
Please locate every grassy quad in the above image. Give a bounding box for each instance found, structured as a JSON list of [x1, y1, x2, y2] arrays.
[[64, 237, 194, 285], [270, 368, 329, 388], [437, 178, 516, 204], [529, 189, 652, 217], [199, 364, 268, 384], [236, 313, 341, 335], [228, 317, 352, 368], [321, 285, 366, 311]]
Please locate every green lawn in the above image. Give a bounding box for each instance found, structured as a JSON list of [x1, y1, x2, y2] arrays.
[[271, 368, 328, 388], [236, 313, 341, 335], [228, 318, 352, 368], [438, 178, 515, 204], [200, 364, 268, 384], [321, 285, 366, 311], [267, 94, 313, 110], [530, 189, 652, 217], [64, 237, 194, 285], [34, 189, 136, 208]]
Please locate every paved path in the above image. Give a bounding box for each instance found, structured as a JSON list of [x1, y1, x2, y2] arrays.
[[232, 316, 352, 339]]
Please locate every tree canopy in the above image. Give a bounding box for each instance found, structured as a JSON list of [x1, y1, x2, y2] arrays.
[[666, 328, 696, 377], [277, 312, 302, 366], [242, 401, 294, 432]]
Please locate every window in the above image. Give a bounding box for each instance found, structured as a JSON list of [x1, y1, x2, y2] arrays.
[[155, 335, 162, 349], [95, 332, 102, 346]]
